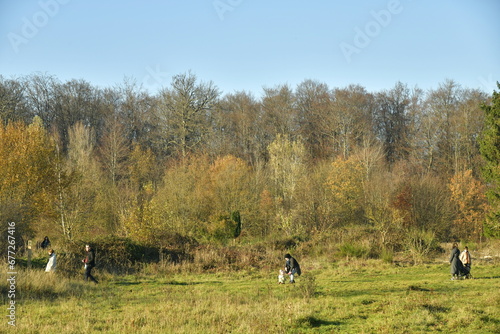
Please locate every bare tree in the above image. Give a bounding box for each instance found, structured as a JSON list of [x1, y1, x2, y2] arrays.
[[331, 85, 374, 159], [98, 114, 130, 186], [157, 72, 220, 159], [373, 82, 412, 165], [0, 76, 30, 124], [115, 78, 157, 149], [23, 73, 59, 126], [211, 91, 262, 163], [425, 79, 462, 175], [260, 84, 298, 140], [295, 79, 332, 159]]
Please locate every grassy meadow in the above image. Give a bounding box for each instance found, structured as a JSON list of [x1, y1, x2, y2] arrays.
[[2, 254, 500, 333]]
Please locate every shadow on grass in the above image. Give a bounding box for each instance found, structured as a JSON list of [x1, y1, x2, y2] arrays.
[[162, 280, 223, 286], [111, 280, 223, 286], [422, 304, 450, 313], [336, 287, 402, 298], [480, 315, 500, 325], [471, 276, 500, 280], [296, 316, 342, 328], [407, 285, 433, 292], [112, 281, 142, 286], [1, 280, 90, 302]]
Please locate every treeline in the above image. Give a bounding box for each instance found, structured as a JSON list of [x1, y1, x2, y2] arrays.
[[0, 72, 495, 253]]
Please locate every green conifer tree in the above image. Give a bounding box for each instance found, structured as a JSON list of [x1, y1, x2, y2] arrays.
[[479, 83, 500, 238]]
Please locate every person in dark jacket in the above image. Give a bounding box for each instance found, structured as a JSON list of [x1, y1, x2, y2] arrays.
[[82, 244, 98, 283], [284, 253, 301, 283], [449, 242, 464, 280], [40, 236, 50, 249]]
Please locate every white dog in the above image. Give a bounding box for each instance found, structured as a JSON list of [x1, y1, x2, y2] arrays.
[[278, 269, 285, 284]]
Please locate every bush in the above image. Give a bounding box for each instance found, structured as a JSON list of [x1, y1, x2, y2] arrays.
[[338, 242, 370, 259], [54, 236, 160, 275], [93, 236, 161, 273], [297, 274, 317, 299], [405, 229, 438, 264], [381, 247, 394, 263], [4, 269, 90, 301], [270, 237, 300, 251], [188, 243, 271, 273]]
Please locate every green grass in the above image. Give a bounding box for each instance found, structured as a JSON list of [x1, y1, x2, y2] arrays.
[[2, 259, 500, 333]]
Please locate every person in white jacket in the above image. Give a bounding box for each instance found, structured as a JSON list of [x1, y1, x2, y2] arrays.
[[45, 249, 56, 272], [459, 246, 472, 278]]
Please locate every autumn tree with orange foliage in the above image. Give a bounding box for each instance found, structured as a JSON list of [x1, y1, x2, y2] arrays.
[[0, 117, 59, 241], [268, 135, 307, 235], [326, 157, 364, 227], [449, 169, 488, 242], [207, 155, 253, 242]]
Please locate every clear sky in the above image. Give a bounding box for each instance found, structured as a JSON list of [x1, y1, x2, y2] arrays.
[[1, 0, 499, 97]]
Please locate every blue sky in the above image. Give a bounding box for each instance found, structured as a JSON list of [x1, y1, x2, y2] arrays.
[[1, 0, 499, 97]]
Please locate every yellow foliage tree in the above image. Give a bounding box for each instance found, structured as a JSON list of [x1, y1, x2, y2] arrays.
[[122, 181, 163, 245], [268, 135, 307, 234], [206, 155, 251, 241], [449, 169, 488, 241], [122, 144, 161, 245], [257, 189, 276, 237], [153, 155, 212, 237], [209, 155, 251, 214], [0, 117, 58, 239], [268, 135, 306, 206], [327, 157, 364, 226]]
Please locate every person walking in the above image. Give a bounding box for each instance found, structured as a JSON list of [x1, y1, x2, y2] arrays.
[[45, 249, 56, 272], [449, 242, 464, 280], [284, 253, 301, 283], [460, 246, 472, 278], [82, 244, 98, 283]]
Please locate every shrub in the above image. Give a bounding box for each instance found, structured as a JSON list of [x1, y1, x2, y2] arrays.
[[298, 274, 317, 299], [270, 237, 299, 251], [381, 247, 394, 263], [2, 269, 90, 302], [57, 236, 160, 275], [405, 229, 438, 264], [338, 242, 370, 259]]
